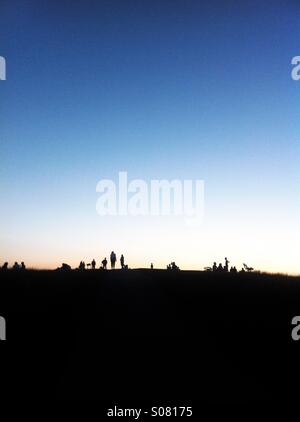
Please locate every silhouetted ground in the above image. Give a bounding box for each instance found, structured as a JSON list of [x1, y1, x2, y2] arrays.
[[0, 268, 299, 404]]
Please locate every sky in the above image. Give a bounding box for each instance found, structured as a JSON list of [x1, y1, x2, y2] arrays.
[[0, 0, 299, 273]]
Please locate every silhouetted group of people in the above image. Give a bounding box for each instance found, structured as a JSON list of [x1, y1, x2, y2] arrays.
[[210, 258, 252, 273], [76, 252, 128, 271], [167, 262, 180, 271], [212, 257, 233, 272], [1, 261, 26, 270], [1, 256, 254, 274]]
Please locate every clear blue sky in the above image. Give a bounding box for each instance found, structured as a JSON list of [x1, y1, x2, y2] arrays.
[[0, 0, 299, 272]]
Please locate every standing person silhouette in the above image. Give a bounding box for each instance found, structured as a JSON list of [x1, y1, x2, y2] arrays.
[[91, 259, 96, 270], [224, 257, 229, 272], [120, 254, 125, 269], [110, 251, 116, 269]]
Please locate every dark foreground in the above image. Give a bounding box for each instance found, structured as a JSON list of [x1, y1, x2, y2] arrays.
[[0, 269, 299, 405]]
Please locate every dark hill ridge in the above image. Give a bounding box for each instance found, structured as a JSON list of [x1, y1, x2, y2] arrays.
[[0, 269, 300, 403]]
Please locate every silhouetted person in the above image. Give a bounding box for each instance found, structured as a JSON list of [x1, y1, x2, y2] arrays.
[[170, 262, 180, 270], [91, 259, 96, 270], [120, 254, 125, 269], [13, 262, 20, 270], [233, 266, 237, 273], [79, 261, 85, 270], [102, 258, 107, 270], [217, 263, 223, 272], [151, 263, 153, 269], [212, 262, 217, 272], [110, 251, 116, 269], [1, 262, 8, 270], [56, 263, 71, 271], [224, 257, 229, 272], [21, 262, 26, 270]]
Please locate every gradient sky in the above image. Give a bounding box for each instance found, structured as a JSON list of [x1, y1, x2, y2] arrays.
[[0, 0, 299, 273]]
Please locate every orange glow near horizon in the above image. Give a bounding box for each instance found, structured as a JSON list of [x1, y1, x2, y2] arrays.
[[2, 213, 299, 275]]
